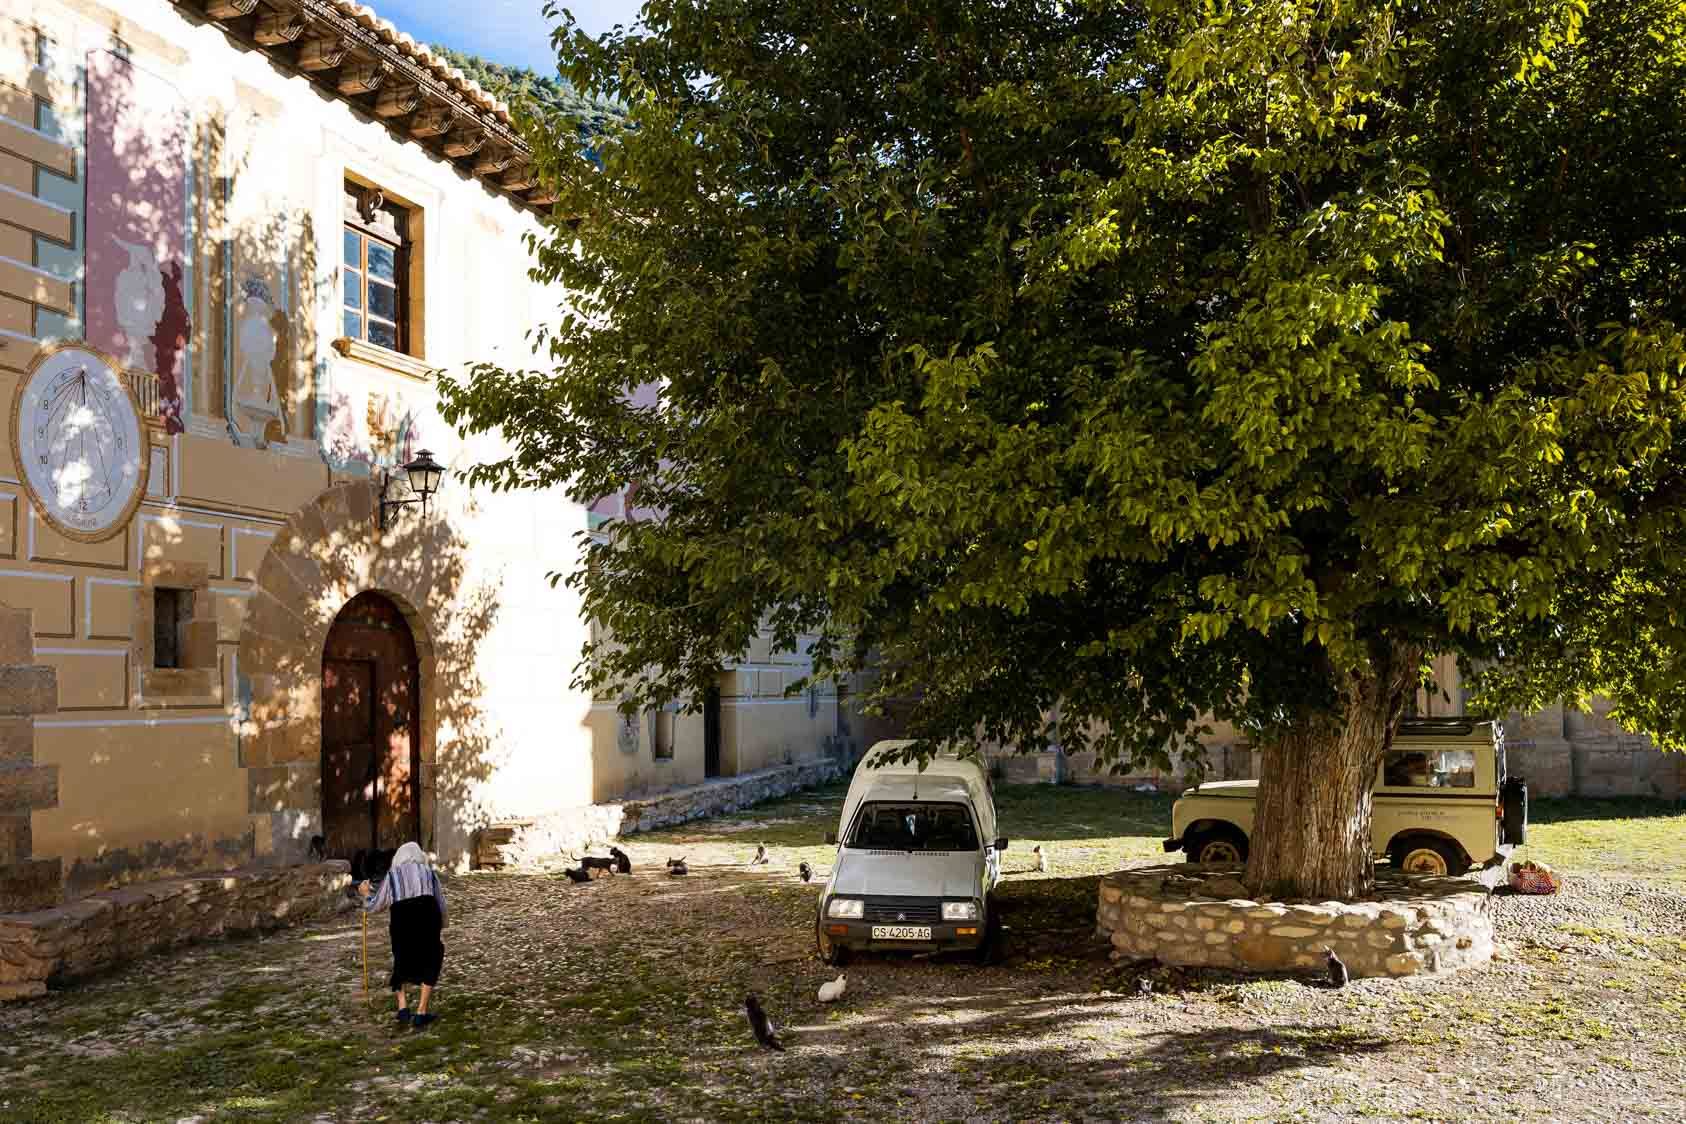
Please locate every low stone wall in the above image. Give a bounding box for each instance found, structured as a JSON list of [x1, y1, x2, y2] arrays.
[[475, 757, 845, 869], [1096, 864, 1493, 979], [0, 861, 352, 1001]]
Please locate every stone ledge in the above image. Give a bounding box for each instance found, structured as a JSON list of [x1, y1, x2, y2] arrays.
[[1095, 864, 1493, 979], [475, 757, 847, 869], [0, 861, 352, 1002]]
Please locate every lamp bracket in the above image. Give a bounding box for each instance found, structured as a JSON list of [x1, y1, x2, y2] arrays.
[[377, 468, 427, 531]]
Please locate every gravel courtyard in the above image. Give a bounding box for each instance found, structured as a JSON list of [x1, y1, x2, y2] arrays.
[[1, 786, 1682, 1123]]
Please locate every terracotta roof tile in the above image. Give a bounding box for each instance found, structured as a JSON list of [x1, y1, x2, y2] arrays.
[[317, 0, 516, 125]]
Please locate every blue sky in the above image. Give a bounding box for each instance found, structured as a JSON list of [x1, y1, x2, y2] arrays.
[[365, 1, 644, 73]]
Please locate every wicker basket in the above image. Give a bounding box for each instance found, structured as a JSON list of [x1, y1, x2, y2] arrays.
[[1509, 867, 1560, 895]]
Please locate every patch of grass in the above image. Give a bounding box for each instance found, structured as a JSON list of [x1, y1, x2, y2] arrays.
[[1524, 797, 1686, 885], [993, 784, 1174, 846]]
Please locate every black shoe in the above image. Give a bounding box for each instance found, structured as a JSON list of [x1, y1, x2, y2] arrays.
[[396, 1009, 413, 1025], [411, 1013, 437, 1030]]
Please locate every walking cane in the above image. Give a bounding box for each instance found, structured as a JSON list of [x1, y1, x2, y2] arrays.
[[360, 908, 370, 1004]]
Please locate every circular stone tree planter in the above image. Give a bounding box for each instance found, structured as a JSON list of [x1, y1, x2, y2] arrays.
[[1096, 864, 1493, 978]]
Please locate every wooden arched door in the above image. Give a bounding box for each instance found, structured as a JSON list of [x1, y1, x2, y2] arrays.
[[320, 592, 420, 857]]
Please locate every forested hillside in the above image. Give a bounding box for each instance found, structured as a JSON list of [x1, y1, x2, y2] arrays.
[[431, 44, 622, 134]]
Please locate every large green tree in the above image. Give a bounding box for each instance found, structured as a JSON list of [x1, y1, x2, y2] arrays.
[[439, 0, 1686, 898]]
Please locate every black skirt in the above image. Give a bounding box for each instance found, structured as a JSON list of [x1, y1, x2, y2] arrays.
[[388, 895, 444, 988]]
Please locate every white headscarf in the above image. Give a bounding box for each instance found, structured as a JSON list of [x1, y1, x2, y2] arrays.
[[392, 841, 430, 868], [365, 841, 444, 919]]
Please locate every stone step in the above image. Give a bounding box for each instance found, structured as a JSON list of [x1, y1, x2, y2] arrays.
[[472, 821, 534, 869]]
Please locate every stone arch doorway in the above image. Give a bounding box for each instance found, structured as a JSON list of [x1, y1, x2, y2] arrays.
[[321, 592, 422, 857], [239, 481, 457, 865]]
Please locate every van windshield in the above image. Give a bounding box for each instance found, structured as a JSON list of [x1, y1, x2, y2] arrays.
[[847, 802, 979, 852]]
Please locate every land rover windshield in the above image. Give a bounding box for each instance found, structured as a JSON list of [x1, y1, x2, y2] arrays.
[[846, 802, 979, 852]]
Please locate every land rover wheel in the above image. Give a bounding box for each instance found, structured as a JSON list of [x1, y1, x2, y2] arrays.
[[1390, 836, 1467, 877], [1184, 826, 1249, 865], [815, 915, 849, 966]]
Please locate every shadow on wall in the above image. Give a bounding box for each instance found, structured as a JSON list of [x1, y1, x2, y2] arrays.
[[238, 480, 506, 871]]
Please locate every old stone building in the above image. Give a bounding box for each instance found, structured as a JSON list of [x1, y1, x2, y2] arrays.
[[993, 654, 1686, 799], [0, 0, 859, 921]]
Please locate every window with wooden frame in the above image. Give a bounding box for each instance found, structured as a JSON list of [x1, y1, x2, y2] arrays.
[[342, 181, 411, 354]]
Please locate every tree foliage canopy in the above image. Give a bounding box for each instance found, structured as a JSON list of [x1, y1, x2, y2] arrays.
[[439, 0, 1686, 777]]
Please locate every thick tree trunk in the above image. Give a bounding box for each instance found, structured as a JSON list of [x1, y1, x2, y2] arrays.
[[1243, 642, 1421, 901]]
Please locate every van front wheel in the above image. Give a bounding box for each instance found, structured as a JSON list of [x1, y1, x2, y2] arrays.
[[815, 916, 850, 967]]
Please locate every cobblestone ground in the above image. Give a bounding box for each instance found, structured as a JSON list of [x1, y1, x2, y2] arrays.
[[1, 786, 1683, 1123]]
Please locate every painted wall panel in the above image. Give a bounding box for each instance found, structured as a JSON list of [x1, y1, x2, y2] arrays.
[[0, 291, 28, 334], [0, 569, 72, 635], [229, 527, 275, 583], [29, 508, 128, 568], [32, 718, 247, 891], [85, 577, 136, 639], [0, 115, 75, 176], [176, 434, 324, 516], [138, 513, 222, 575], [38, 648, 126, 709], [0, 493, 15, 557], [0, 182, 72, 243], [0, 252, 74, 313]]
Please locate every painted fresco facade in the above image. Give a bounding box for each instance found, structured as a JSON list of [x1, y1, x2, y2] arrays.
[[0, 0, 856, 913]]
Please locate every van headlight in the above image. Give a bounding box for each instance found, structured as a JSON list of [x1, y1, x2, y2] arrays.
[[827, 897, 864, 919], [942, 901, 979, 921]]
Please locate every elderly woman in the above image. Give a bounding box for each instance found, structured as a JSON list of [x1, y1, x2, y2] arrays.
[[357, 842, 447, 1028]]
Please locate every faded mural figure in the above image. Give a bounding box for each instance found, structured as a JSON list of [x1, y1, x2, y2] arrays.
[[233, 277, 283, 442], [87, 50, 190, 431], [110, 236, 163, 370], [151, 260, 190, 435]]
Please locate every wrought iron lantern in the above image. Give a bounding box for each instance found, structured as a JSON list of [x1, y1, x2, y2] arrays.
[[378, 448, 445, 530]]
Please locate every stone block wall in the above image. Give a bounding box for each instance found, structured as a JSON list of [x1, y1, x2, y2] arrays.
[[0, 607, 60, 914], [984, 696, 1686, 800], [475, 758, 846, 869], [984, 740, 1253, 792], [1096, 865, 1493, 979], [0, 860, 352, 1002]]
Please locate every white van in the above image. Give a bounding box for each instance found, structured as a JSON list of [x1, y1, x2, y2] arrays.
[[815, 741, 1008, 965]]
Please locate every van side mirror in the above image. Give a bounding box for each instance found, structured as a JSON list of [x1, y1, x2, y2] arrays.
[[825, 832, 837, 846], [993, 837, 1009, 852]]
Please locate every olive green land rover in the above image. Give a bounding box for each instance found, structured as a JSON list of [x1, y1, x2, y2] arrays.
[[1164, 718, 1529, 876]]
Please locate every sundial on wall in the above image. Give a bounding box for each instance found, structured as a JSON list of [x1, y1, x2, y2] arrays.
[[11, 343, 149, 542]]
